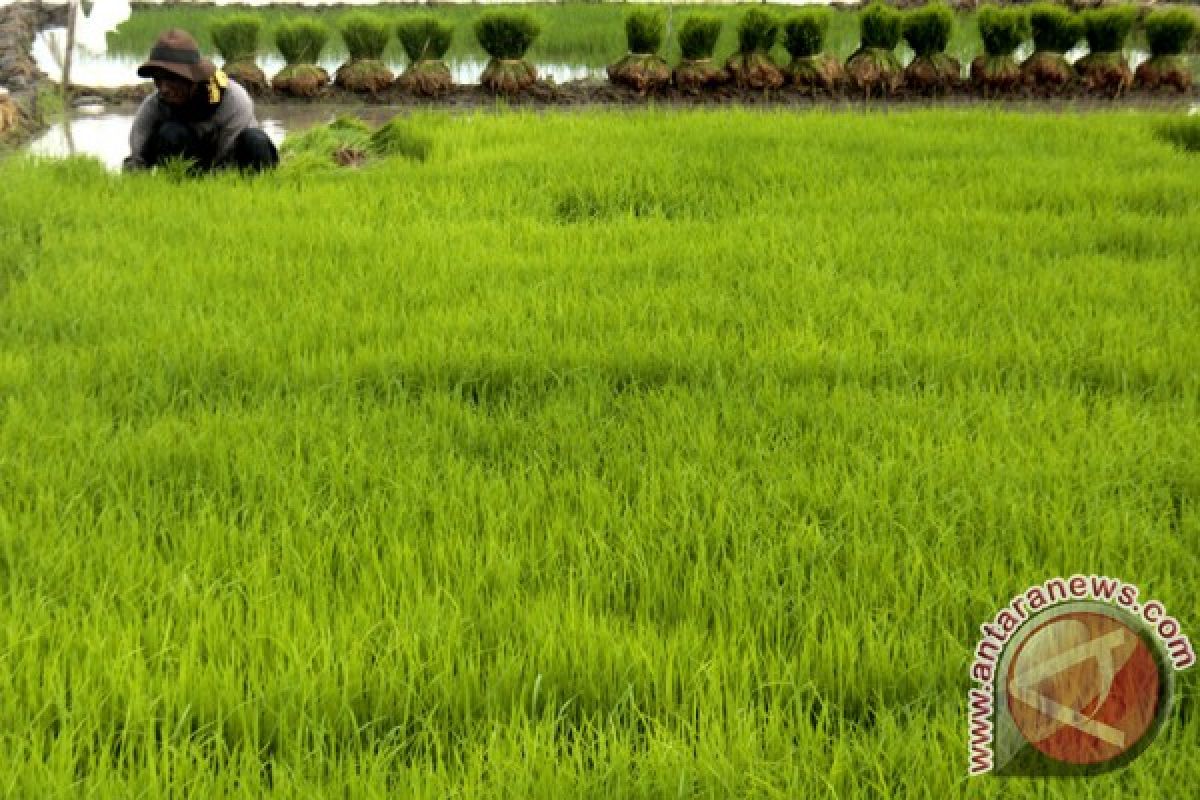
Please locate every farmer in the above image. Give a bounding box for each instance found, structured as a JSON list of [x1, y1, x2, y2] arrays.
[[123, 29, 278, 173]]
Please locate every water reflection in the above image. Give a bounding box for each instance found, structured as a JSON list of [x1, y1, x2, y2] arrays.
[[25, 108, 370, 171], [32, 32, 604, 87]]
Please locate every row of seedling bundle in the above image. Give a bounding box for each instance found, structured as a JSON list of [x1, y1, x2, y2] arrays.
[[211, 11, 541, 96], [209, 4, 1197, 99], [632, 2, 1196, 97]]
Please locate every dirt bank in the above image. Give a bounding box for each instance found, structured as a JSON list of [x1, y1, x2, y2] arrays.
[[56, 75, 1199, 115]]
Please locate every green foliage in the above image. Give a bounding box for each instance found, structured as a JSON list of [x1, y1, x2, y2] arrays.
[[339, 12, 391, 61], [370, 117, 434, 162], [2, 109, 1200, 795], [1081, 5, 1138, 53], [737, 9, 780, 55], [1143, 9, 1198, 57], [1155, 115, 1200, 152], [624, 9, 666, 54], [274, 18, 330, 65], [279, 115, 371, 161], [782, 10, 831, 59], [474, 11, 541, 60], [211, 14, 262, 62], [395, 15, 455, 62], [860, 2, 903, 50], [1028, 4, 1083, 53], [977, 5, 1030, 57], [677, 14, 723, 60], [902, 3, 955, 58]]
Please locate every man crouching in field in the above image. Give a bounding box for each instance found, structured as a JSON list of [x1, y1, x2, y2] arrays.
[[123, 29, 278, 174]]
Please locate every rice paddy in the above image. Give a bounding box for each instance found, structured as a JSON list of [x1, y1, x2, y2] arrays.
[[0, 108, 1197, 796]]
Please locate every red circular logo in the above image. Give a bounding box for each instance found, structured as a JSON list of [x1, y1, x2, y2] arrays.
[[1006, 611, 1161, 765]]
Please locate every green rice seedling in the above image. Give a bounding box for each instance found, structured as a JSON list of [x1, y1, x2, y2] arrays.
[[1022, 4, 1083, 92], [1136, 10, 1197, 92], [673, 14, 726, 93], [902, 3, 960, 94], [726, 9, 784, 90], [475, 11, 541, 94], [782, 10, 844, 95], [608, 10, 671, 94], [3, 108, 1200, 798], [211, 14, 267, 95], [970, 5, 1030, 94], [846, 2, 904, 98], [272, 18, 331, 97], [1076, 5, 1138, 95], [369, 116, 434, 162], [395, 15, 456, 96], [279, 114, 373, 167], [1154, 114, 1200, 152], [2, 108, 1200, 797], [335, 12, 394, 94]]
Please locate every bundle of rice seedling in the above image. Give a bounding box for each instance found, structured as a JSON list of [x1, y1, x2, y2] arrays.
[[370, 117, 434, 161], [846, 2, 905, 97], [1135, 9, 1196, 92], [280, 114, 373, 167], [1075, 5, 1138, 95], [673, 14, 727, 92], [726, 9, 784, 90], [1022, 4, 1083, 91], [335, 12, 394, 93], [1154, 114, 1200, 153], [970, 5, 1030, 94], [608, 10, 671, 94], [782, 10, 844, 95], [272, 18, 331, 97], [902, 3, 960, 94], [396, 15, 456, 96], [211, 14, 267, 95], [475, 11, 541, 94]]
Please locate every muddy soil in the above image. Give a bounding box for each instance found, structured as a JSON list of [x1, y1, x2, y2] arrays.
[[57, 76, 1199, 114]]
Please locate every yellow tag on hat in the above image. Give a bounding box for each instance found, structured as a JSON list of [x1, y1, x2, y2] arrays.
[[208, 69, 229, 103]]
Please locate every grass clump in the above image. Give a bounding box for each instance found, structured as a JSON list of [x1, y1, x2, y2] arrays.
[[726, 9, 784, 89], [475, 11, 541, 93], [902, 3, 960, 94], [278, 114, 434, 169], [210, 14, 267, 95], [674, 14, 727, 92], [1023, 4, 1083, 91], [1154, 115, 1200, 152], [335, 13, 394, 93], [396, 16, 456, 96], [1029, 3, 1084, 53], [846, 2, 904, 96], [608, 10, 670, 93], [1136, 10, 1196, 91], [782, 10, 844, 94], [279, 114, 373, 168], [370, 116, 434, 162], [397, 14, 454, 62], [1081, 5, 1138, 53], [272, 18, 331, 97], [971, 5, 1029, 92], [1077, 5, 1138, 94]]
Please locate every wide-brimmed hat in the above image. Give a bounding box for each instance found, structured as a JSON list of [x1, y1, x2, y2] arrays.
[[137, 29, 216, 84]]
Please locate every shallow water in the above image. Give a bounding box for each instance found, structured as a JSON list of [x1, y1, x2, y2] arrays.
[[25, 105, 402, 171]]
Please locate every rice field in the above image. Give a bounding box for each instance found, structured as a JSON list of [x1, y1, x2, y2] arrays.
[[0, 108, 1198, 797]]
